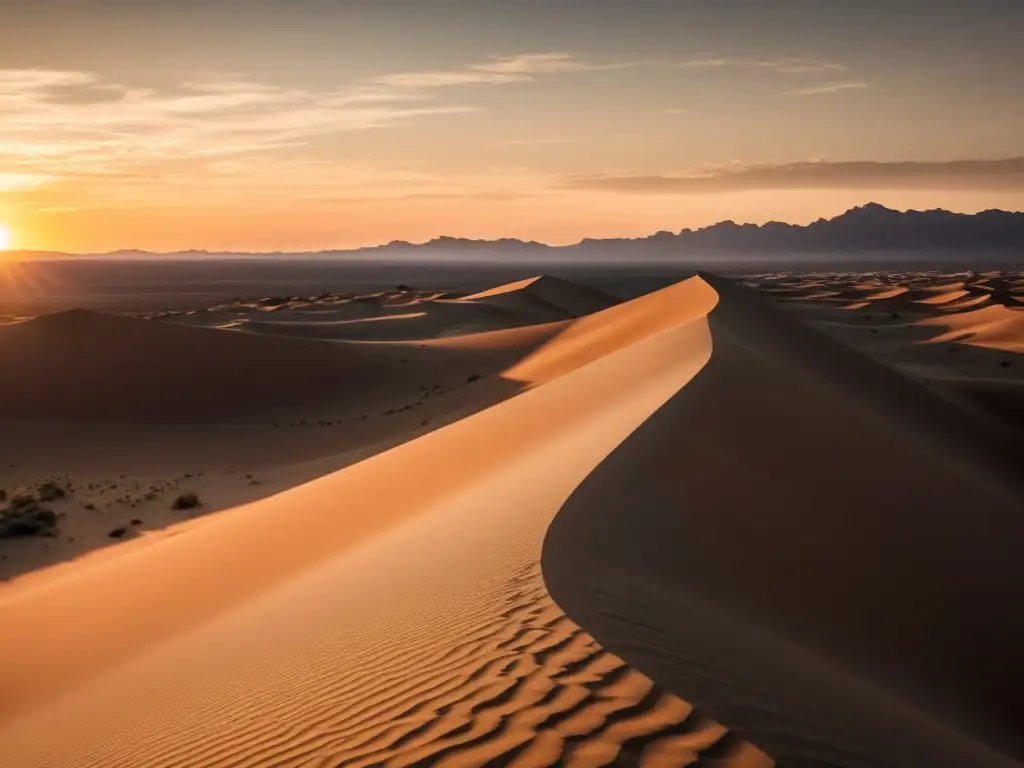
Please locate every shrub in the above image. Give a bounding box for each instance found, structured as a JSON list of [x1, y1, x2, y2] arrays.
[[0, 503, 58, 538], [171, 492, 201, 511], [108, 527, 128, 539], [9, 494, 36, 510], [38, 482, 66, 501]]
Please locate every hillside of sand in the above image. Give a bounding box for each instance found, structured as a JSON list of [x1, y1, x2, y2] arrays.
[[140, 276, 620, 342], [0, 275, 772, 767], [2, 271, 1023, 768], [0, 277, 599, 582], [740, 269, 1024, 432]]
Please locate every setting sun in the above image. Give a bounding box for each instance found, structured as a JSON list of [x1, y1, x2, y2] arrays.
[[0, 224, 11, 251]]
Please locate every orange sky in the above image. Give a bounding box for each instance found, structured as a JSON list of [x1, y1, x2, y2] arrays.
[[0, 2, 1021, 252]]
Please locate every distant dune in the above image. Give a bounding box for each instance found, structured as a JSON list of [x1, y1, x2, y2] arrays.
[[1, 271, 1022, 767]]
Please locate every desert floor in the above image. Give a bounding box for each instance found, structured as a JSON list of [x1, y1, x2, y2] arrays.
[[1, 269, 1022, 767]]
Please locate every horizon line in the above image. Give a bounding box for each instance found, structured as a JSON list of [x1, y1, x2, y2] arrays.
[[6, 201, 1023, 257]]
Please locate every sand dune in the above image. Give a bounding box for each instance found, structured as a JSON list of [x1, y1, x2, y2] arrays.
[[0, 308, 395, 422], [158, 277, 620, 342], [0, 305, 566, 423], [917, 303, 1024, 353], [0, 277, 774, 767], [240, 301, 532, 341], [751, 270, 1024, 431], [546, 274, 1024, 767], [2, 272, 1022, 767], [457, 275, 620, 321], [0, 304, 566, 581]]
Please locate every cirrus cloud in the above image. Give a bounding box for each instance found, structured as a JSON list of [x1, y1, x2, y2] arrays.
[[561, 158, 1024, 193]]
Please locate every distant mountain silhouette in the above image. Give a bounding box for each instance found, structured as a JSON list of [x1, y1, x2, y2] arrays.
[[560, 203, 1024, 257], [11, 204, 1024, 261]]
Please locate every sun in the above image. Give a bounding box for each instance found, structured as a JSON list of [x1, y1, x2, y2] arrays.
[[0, 224, 11, 251]]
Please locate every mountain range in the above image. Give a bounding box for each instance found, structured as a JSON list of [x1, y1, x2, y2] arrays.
[[14, 204, 1024, 261]]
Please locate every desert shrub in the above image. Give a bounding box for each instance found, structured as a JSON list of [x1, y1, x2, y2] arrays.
[[396, 284, 413, 292], [38, 482, 67, 501], [467, 373, 482, 383], [108, 527, 128, 539], [9, 494, 36, 510], [0, 489, 6, 502], [0, 503, 58, 538], [171, 492, 201, 511]]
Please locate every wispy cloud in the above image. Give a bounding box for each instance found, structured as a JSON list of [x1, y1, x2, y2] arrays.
[[679, 57, 847, 74], [372, 53, 633, 90], [0, 70, 476, 177], [0, 172, 59, 192], [786, 81, 869, 96], [758, 58, 848, 74], [507, 138, 578, 145], [0, 53, 633, 206], [562, 158, 1024, 193]]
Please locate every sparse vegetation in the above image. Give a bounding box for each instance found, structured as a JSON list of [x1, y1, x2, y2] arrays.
[[108, 527, 128, 539], [1, 495, 58, 538], [467, 373, 482, 383], [171, 492, 201, 511], [38, 481, 66, 501]]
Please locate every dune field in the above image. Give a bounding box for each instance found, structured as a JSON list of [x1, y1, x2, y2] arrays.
[[740, 270, 1024, 432], [1, 272, 1023, 767]]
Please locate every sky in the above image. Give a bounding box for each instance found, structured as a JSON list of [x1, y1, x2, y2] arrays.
[[0, 0, 1022, 252]]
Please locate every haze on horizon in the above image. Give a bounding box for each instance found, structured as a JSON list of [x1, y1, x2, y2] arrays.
[[0, 0, 1021, 253]]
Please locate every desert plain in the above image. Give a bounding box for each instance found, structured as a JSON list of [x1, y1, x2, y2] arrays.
[[1, 264, 1022, 768]]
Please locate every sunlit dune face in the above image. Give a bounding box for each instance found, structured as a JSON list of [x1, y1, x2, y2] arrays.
[[0, 224, 11, 251]]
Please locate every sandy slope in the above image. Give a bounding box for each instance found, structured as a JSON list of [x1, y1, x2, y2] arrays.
[[916, 303, 1024, 353], [0, 305, 562, 581], [153, 277, 620, 342], [0, 277, 772, 767], [457, 275, 620, 323], [3, 272, 1022, 768], [749, 270, 1024, 433], [545, 274, 1024, 768]]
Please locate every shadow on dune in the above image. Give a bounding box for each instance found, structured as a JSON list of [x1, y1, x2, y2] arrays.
[[0, 308, 556, 424], [542, 274, 1024, 768]]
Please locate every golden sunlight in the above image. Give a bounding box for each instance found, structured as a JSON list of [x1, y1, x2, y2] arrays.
[[0, 223, 11, 251]]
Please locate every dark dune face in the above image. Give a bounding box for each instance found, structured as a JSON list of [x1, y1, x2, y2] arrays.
[[739, 269, 1024, 434], [544, 275, 1024, 768]]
